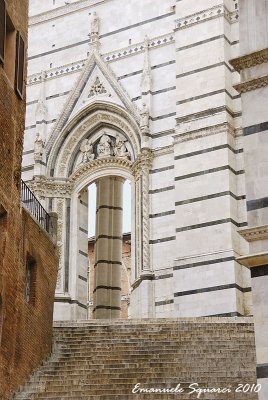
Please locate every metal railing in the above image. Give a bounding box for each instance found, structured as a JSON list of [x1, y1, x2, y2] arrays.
[[21, 179, 50, 232]]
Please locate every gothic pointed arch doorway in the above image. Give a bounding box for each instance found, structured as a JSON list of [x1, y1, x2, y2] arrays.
[[30, 102, 154, 320]]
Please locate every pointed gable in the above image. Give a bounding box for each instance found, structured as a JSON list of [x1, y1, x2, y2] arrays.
[[46, 49, 140, 154]]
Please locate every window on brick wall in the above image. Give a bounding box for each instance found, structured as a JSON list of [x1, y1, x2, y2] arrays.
[[25, 255, 37, 305], [0, 0, 25, 98]]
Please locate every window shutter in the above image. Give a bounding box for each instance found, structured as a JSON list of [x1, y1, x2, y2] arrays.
[[0, 0, 6, 64], [15, 31, 25, 99]]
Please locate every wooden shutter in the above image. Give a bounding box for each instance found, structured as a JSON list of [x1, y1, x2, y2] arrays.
[[0, 0, 6, 64], [15, 31, 25, 99]]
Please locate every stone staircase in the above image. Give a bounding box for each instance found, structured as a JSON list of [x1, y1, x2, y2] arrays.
[[13, 318, 258, 400]]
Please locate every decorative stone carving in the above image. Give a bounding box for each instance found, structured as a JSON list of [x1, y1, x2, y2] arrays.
[[113, 134, 130, 159], [140, 103, 149, 132], [234, 75, 268, 93], [80, 138, 95, 163], [91, 11, 99, 35], [97, 133, 113, 158], [141, 35, 152, 95], [89, 11, 100, 49], [230, 48, 268, 72], [34, 133, 44, 162], [88, 77, 107, 98]]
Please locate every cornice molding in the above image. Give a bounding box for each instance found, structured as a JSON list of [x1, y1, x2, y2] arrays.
[[173, 123, 236, 144], [238, 225, 268, 243], [234, 75, 268, 93], [29, 0, 108, 26], [175, 4, 238, 31], [230, 48, 268, 72]]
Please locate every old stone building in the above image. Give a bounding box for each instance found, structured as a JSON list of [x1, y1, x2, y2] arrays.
[[23, 0, 254, 321], [0, 1, 58, 399], [8, 0, 268, 399]]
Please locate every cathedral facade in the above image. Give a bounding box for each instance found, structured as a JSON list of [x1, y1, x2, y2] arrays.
[[22, 0, 266, 322]]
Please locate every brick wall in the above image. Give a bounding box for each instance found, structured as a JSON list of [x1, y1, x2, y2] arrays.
[[0, 1, 59, 399]]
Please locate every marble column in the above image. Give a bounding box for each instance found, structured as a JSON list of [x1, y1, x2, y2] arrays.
[[93, 176, 124, 319]]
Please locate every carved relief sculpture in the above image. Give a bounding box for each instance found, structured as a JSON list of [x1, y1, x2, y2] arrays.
[[113, 134, 131, 159], [34, 133, 44, 162], [97, 134, 113, 158], [80, 138, 95, 163], [140, 103, 149, 132]]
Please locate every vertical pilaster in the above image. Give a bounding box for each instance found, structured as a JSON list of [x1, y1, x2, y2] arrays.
[[93, 176, 124, 319]]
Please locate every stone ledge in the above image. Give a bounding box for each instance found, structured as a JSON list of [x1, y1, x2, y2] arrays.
[[230, 48, 268, 72], [238, 225, 268, 242], [234, 75, 268, 93], [236, 252, 268, 268]]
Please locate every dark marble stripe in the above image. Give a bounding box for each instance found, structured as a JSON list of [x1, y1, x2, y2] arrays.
[[26, 90, 70, 106], [155, 299, 174, 306], [96, 234, 122, 241], [256, 364, 268, 379], [150, 112, 176, 121], [25, 119, 57, 130], [175, 191, 245, 206], [174, 283, 251, 297], [101, 11, 175, 38], [79, 200, 88, 207], [176, 106, 242, 123], [118, 60, 175, 81], [132, 86, 176, 101], [29, 12, 174, 60], [175, 165, 245, 181], [152, 128, 175, 138], [93, 285, 121, 293], [244, 121, 268, 136], [23, 149, 34, 155], [176, 218, 247, 233], [174, 256, 236, 271], [149, 210, 175, 219], [176, 62, 233, 79], [78, 250, 88, 257], [79, 227, 88, 234], [247, 197, 268, 211], [176, 89, 239, 105], [54, 298, 87, 309], [96, 205, 123, 213], [174, 144, 243, 160], [21, 165, 34, 172], [78, 275, 87, 282], [204, 312, 243, 317], [94, 260, 122, 268], [93, 305, 121, 312], [155, 273, 173, 280], [251, 265, 268, 278], [150, 165, 174, 174], [149, 185, 174, 194], [150, 236, 176, 244], [176, 35, 238, 52]]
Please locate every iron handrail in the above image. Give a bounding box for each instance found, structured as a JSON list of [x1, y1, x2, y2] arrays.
[[21, 179, 50, 232]]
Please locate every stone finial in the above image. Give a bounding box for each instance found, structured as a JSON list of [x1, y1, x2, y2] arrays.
[[141, 35, 152, 95], [34, 133, 44, 162], [89, 11, 100, 49]]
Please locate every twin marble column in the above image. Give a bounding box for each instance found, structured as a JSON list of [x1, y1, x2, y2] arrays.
[[93, 176, 124, 319]]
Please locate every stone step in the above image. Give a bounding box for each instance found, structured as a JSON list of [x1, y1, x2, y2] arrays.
[[13, 319, 257, 400]]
